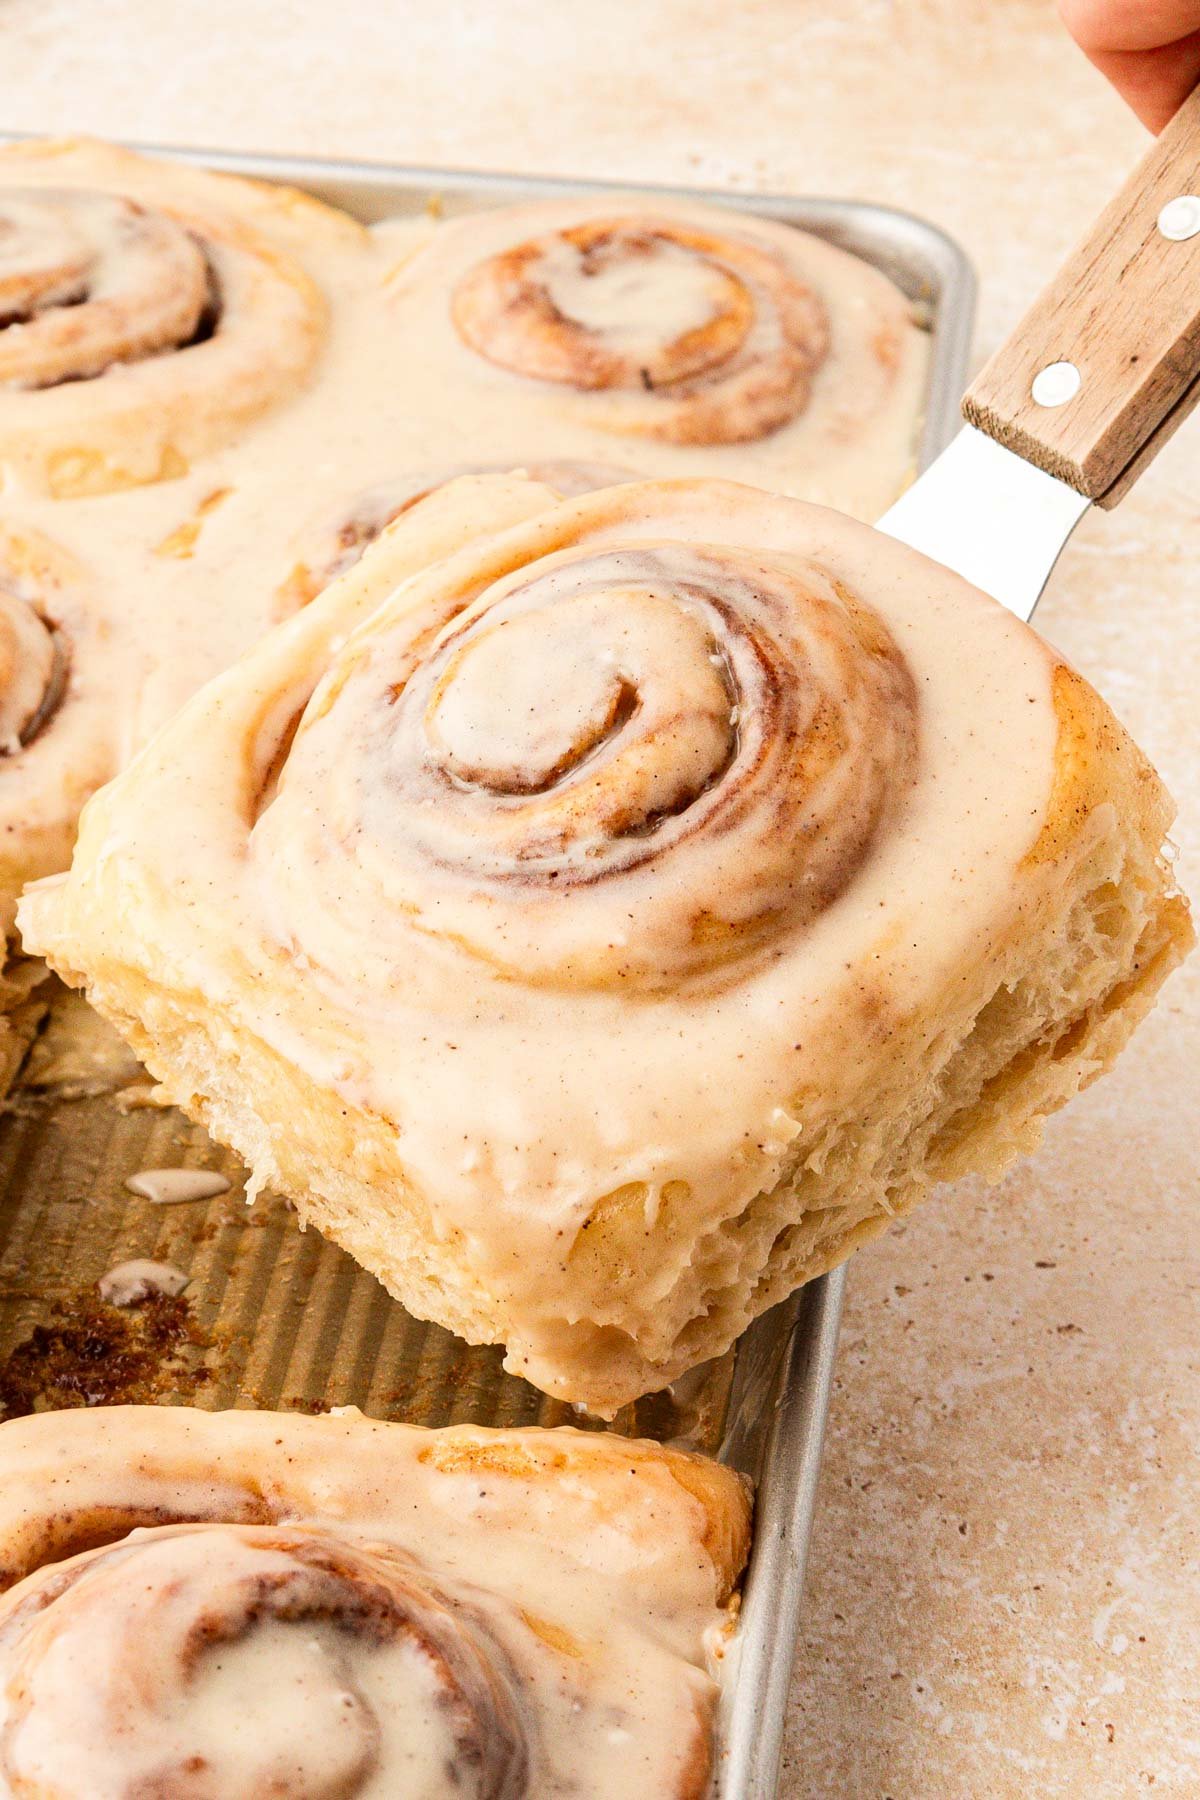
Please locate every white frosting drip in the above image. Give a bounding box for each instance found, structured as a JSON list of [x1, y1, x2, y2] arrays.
[[97, 1259, 189, 1305], [125, 1167, 231, 1204]]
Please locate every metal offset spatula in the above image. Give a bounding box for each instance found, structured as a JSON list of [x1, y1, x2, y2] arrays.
[[882, 85, 1200, 626]]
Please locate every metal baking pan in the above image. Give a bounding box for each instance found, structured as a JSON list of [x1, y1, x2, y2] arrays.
[[0, 141, 975, 1800]]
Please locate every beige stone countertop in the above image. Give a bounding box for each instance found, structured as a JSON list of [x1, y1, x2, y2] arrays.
[[1, 2, 1196, 1793]]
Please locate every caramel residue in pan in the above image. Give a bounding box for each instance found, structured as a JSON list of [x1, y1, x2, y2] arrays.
[[0, 1289, 214, 1419]]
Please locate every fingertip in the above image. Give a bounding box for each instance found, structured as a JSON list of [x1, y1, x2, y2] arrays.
[[1059, 0, 1200, 54]]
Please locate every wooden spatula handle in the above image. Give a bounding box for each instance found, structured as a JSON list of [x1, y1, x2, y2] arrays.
[[964, 86, 1200, 507]]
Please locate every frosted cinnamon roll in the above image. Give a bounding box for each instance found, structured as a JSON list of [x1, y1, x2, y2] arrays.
[[0, 139, 361, 496], [274, 457, 633, 615], [452, 217, 829, 444], [0, 1405, 749, 1797], [0, 518, 121, 938], [21, 476, 1192, 1412], [380, 195, 930, 517], [0, 517, 122, 1089]]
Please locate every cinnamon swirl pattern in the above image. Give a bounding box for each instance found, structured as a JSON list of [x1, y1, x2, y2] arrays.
[[452, 217, 829, 444], [0, 139, 354, 496], [259, 535, 917, 990], [0, 515, 123, 1087], [0, 1405, 750, 1797], [382, 194, 930, 517], [21, 475, 1191, 1412], [0, 519, 121, 937], [273, 457, 633, 616]]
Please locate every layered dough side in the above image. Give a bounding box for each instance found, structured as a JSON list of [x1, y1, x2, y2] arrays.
[[0, 1404, 749, 1797], [21, 476, 1192, 1412]]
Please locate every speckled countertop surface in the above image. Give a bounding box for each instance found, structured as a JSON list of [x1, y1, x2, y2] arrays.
[[1, 2, 1196, 1793]]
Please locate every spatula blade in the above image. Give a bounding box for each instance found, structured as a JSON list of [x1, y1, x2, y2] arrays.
[[879, 426, 1090, 624]]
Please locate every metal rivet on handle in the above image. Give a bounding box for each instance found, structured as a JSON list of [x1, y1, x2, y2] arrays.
[[1158, 194, 1200, 240], [1031, 360, 1081, 407]]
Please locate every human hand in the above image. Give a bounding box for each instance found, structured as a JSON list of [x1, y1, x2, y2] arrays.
[[1059, 0, 1200, 130]]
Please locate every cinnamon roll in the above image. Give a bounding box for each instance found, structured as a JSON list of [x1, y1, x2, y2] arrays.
[[0, 517, 123, 1086], [0, 519, 124, 946], [379, 195, 930, 517], [0, 1404, 749, 1797], [0, 139, 358, 496], [273, 457, 633, 616], [20, 475, 1192, 1412]]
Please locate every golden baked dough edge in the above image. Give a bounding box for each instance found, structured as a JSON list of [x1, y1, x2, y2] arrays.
[[0, 1405, 751, 1605]]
